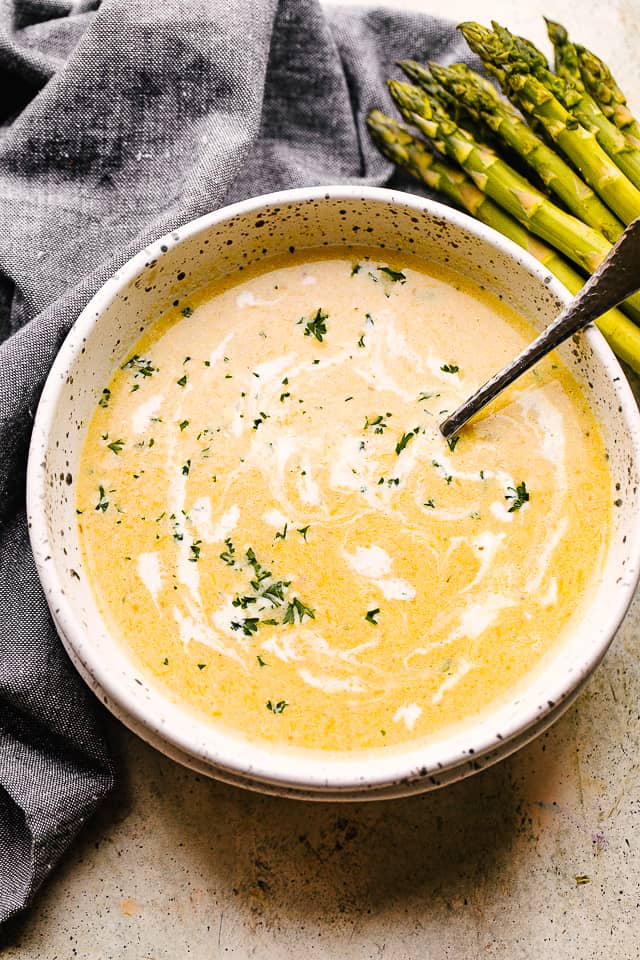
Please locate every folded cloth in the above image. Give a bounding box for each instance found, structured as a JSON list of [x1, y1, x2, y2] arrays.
[[0, 0, 470, 923]]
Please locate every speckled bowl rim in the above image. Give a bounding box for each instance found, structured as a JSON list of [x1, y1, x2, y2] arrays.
[[27, 185, 640, 797]]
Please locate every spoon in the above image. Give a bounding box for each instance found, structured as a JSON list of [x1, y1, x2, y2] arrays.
[[440, 217, 640, 440]]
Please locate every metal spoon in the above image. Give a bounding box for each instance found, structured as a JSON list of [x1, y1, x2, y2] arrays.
[[440, 217, 640, 440]]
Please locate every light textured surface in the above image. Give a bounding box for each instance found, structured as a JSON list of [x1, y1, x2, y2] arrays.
[[4, 0, 640, 956]]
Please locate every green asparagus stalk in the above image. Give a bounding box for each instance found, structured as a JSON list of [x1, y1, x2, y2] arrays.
[[366, 110, 640, 371], [386, 79, 640, 323], [546, 20, 640, 144], [460, 21, 640, 210], [576, 45, 640, 143], [420, 60, 623, 243], [544, 18, 583, 85]]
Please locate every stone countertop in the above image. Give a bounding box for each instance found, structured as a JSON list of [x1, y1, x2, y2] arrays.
[[3, 2, 640, 958]]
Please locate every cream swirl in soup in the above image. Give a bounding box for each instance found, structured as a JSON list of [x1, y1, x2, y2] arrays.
[[77, 250, 611, 751]]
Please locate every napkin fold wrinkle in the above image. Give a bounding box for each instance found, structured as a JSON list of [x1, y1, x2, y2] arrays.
[[0, 0, 470, 924]]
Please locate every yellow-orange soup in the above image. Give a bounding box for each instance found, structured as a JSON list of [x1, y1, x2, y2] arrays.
[[77, 250, 611, 751]]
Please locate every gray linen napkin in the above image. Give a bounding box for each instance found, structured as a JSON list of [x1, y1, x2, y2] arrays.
[[0, 0, 470, 922]]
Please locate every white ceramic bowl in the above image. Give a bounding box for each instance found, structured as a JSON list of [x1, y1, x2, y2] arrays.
[[27, 186, 640, 800]]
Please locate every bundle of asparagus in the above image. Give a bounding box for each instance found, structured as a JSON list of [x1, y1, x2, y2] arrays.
[[366, 19, 640, 373]]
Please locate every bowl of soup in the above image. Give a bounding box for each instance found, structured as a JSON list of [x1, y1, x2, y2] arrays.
[[27, 186, 640, 799]]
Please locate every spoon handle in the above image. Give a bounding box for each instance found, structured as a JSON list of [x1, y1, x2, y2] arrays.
[[440, 217, 640, 440]]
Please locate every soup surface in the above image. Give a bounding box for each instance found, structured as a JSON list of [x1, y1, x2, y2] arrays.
[[77, 249, 611, 751]]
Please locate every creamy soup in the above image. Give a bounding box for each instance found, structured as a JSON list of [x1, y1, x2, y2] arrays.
[[77, 249, 611, 751]]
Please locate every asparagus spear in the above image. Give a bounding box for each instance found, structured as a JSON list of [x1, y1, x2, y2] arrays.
[[576, 45, 640, 142], [366, 110, 640, 371], [544, 18, 583, 85], [460, 21, 640, 214], [421, 60, 623, 243], [386, 80, 640, 323]]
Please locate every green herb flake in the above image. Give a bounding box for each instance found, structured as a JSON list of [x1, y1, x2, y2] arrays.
[[365, 608, 380, 625], [122, 354, 158, 379], [395, 430, 418, 455], [220, 538, 236, 566], [197, 663, 207, 670], [364, 413, 391, 434], [298, 307, 328, 343], [231, 618, 260, 637], [189, 540, 202, 562], [182, 459, 191, 476], [274, 523, 288, 542], [447, 435, 460, 452], [179, 419, 189, 431], [297, 525, 310, 541], [107, 438, 125, 455], [378, 266, 406, 283], [424, 499, 435, 509], [266, 699, 288, 714], [417, 391, 438, 402], [505, 481, 530, 512], [95, 485, 109, 512], [575, 875, 591, 886], [283, 597, 315, 625], [357, 334, 366, 348], [181, 306, 193, 317], [280, 392, 290, 402], [257, 655, 268, 667], [163, 657, 169, 666], [350, 262, 361, 276], [440, 363, 459, 374], [98, 388, 111, 408], [176, 374, 188, 388]]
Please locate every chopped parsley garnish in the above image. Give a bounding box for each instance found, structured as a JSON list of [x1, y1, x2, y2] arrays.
[[280, 392, 290, 401], [257, 655, 268, 667], [231, 617, 260, 636], [122, 354, 157, 378], [189, 540, 202, 562], [395, 429, 418, 455], [364, 413, 391, 434], [220, 538, 236, 565], [176, 374, 188, 387], [95, 485, 109, 512], [417, 391, 438, 402], [181, 306, 193, 317], [266, 699, 288, 714], [365, 608, 380, 625], [357, 334, 366, 348], [505, 481, 530, 512], [179, 419, 189, 431], [274, 523, 288, 541], [182, 459, 191, 475], [447, 435, 460, 452], [98, 388, 111, 408], [440, 363, 459, 374], [351, 262, 361, 276], [297, 525, 310, 541], [163, 657, 169, 666], [246, 547, 271, 588], [107, 438, 125, 455], [232, 595, 257, 609], [298, 307, 328, 342], [378, 266, 406, 283], [197, 663, 207, 670], [283, 598, 315, 624], [365, 312, 375, 326], [261, 580, 290, 607], [424, 499, 435, 509]]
